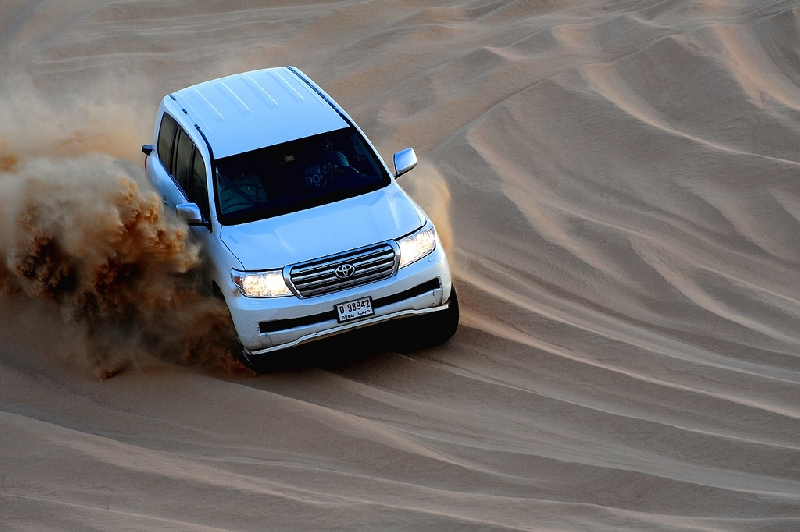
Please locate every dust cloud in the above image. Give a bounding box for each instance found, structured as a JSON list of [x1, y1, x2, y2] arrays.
[[399, 161, 456, 270], [0, 84, 242, 378]]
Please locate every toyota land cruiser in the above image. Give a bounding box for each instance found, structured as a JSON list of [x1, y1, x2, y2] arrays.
[[142, 66, 457, 371]]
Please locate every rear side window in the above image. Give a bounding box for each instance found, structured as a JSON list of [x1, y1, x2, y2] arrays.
[[157, 113, 179, 173], [174, 127, 194, 191], [189, 149, 210, 220]]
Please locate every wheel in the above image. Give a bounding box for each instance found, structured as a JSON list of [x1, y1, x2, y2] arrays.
[[232, 344, 282, 374], [394, 285, 459, 352]]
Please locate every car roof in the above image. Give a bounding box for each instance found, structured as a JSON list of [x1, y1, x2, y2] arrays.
[[167, 67, 348, 159]]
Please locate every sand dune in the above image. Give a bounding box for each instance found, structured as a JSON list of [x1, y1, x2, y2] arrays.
[[1, 0, 799, 530]]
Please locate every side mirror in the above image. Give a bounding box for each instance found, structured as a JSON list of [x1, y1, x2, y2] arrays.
[[142, 144, 154, 156], [176, 203, 205, 226], [393, 148, 417, 178]]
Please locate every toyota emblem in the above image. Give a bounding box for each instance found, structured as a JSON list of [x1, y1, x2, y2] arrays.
[[334, 263, 356, 279]]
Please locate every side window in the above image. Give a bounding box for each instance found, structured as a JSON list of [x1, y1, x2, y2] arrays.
[[157, 113, 179, 174], [189, 149, 210, 220], [173, 127, 194, 192]]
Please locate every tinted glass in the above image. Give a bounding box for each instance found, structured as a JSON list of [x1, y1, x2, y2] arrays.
[[174, 127, 194, 191], [189, 149, 210, 220], [213, 127, 390, 225], [157, 113, 179, 174]]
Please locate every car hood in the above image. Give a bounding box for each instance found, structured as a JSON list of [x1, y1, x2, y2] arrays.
[[220, 184, 425, 270]]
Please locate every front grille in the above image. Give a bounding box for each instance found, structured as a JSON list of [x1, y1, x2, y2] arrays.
[[289, 242, 397, 297]]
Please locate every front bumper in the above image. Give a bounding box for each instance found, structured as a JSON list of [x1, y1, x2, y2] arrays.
[[225, 244, 453, 355]]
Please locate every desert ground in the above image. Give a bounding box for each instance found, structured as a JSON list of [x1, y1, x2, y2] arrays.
[[1, 0, 799, 530]]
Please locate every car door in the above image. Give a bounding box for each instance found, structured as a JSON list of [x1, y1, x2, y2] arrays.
[[148, 110, 224, 283], [152, 110, 217, 228]]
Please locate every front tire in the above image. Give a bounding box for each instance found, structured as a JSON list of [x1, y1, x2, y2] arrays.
[[395, 285, 459, 352], [233, 344, 285, 374]]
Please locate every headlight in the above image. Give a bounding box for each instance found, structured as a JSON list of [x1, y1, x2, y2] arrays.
[[231, 269, 292, 297], [397, 224, 437, 269]]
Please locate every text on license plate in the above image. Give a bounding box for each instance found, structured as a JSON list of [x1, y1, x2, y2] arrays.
[[336, 297, 374, 322]]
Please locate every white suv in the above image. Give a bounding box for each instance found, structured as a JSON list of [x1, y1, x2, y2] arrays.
[[142, 66, 457, 371]]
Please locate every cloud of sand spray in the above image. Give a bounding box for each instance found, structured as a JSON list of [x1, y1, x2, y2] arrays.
[[0, 155, 243, 377], [0, 84, 243, 378]]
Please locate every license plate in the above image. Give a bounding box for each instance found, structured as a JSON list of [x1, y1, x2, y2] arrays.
[[336, 297, 374, 322]]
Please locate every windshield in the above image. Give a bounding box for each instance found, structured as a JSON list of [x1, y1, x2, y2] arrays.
[[213, 126, 390, 225]]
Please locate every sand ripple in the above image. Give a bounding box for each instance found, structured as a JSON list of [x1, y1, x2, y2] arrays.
[[1, 1, 799, 530]]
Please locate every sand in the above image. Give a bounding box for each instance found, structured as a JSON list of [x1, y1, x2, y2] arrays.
[[1, 0, 799, 530]]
